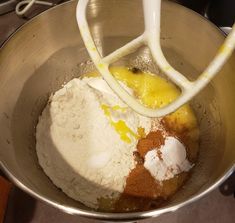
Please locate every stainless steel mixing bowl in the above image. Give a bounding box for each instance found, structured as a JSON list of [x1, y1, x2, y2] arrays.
[[0, 0, 235, 221]]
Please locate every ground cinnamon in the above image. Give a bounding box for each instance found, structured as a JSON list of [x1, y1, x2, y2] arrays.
[[115, 130, 166, 212], [114, 165, 165, 212], [137, 130, 165, 157], [115, 125, 196, 212]]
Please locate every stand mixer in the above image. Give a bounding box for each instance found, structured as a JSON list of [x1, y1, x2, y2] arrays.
[[76, 0, 235, 117]]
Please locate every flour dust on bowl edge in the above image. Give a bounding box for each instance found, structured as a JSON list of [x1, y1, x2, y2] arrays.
[[0, 0, 235, 221]]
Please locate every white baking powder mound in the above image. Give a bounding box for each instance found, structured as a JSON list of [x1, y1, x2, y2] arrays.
[[144, 137, 193, 182], [36, 77, 151, 209]]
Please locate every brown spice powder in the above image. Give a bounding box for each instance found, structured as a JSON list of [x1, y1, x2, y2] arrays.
[[115, 130, 166, 212], [115, 124, 195, 212], [137, 130, 165, 157], [114, 165, 165, 212], [123, 165, 161, 198]]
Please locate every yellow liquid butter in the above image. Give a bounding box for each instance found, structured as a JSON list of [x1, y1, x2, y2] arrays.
[[86, 66, 198, 139], [111, 67, 197, 131]]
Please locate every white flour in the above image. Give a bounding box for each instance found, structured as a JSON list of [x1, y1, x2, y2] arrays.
[[36, 77, 151, 209], [144, 137, 192, 181]]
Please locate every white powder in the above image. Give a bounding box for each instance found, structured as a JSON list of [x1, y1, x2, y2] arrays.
[[36, 77, 151, 209], [144, 137, 193, 181]]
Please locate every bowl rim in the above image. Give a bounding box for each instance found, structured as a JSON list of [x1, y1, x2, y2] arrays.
[[1, 159, 234, 220], [0, 0, 234, 220]]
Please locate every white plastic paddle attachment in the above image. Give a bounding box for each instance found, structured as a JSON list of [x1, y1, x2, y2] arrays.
[[76, 0, 235, 118]]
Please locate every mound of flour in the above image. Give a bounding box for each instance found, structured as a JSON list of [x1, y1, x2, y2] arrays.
[[36, 77, 151, 209]]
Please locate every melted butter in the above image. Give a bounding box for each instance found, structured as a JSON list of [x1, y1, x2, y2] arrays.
[[137, 127, 146, 139], [110, 67, 180, 108], [85, 66, 197, 142], [113, 120, 137, 143], [101, 104, 137, 143], [110, 67, 197, 131]]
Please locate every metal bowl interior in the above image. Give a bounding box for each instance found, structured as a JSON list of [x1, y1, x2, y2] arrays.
[[0, 0, 235, 221]]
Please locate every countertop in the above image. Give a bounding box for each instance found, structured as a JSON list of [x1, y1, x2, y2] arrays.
[[2, 185, 235, 223]]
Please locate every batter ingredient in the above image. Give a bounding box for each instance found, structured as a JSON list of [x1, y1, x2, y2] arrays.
[[144, 137, 192, 181], [36, 66, 199, 212], [36, 76, 151, 209]]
